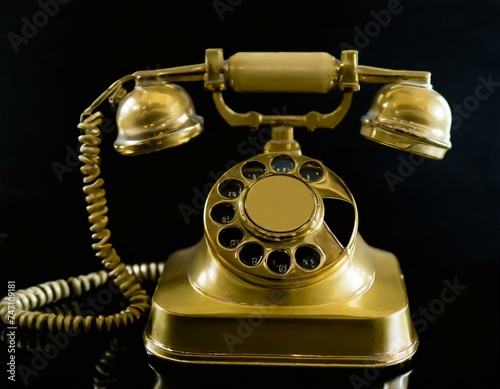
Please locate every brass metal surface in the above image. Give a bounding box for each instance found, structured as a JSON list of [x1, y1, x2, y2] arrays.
[[89, 48, 448, 366], [114, 84, 203, 155], [226, 52, 339, 93], [204, 153, 350, 287], [263, 125, 301, 153], [244, 175, 316, 233], [2, 48, 451, 370], [144, 150, 418, 366], [212, 90, 354, 131], [360, 83, 452, 159], [144, 235, 417, 366]]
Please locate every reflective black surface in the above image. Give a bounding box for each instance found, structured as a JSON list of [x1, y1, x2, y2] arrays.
[[2, 263, 498, 388], [1, 263, 497, 389], [1, 321, 415, 389], [1, 0, 499, 387], [241, 161, 267, 180], [271, 155, 295, 173]]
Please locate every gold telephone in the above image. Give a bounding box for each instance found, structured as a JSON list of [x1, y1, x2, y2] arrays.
[[0, 48, 452, 368]]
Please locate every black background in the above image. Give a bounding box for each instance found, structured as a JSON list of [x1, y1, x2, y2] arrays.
[[0, 0, 499, 388]]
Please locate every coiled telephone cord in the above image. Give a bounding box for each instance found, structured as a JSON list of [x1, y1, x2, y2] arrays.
[[0, 112, 163, 333]]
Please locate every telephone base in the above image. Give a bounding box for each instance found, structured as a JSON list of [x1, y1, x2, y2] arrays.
[[144, 236, 418, 367]]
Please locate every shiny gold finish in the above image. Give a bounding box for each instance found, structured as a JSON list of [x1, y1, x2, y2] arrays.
[[357, 65, 431, 85], [204, 48, 226, 92], [79, 48, 450, 144], [133, 63, 206, 85], [144, 233, 417, 367], [204, 153, 351, 288], [226, 52, 340, 93], [212, 91, 354, 131], [83, 48, 451, 143], [263, 125, 301, 153], [144, 151, 418, 366], [114, 84, 203, 155], [1, 48, 452, 370], [339, 50, 360, 92], [222, 50, 429, 92], [81, 74, 135, 119], [360, 83, 452, 159], [244, 175, 317, 234]]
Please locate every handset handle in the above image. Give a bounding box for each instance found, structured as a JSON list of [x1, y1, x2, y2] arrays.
[[225, 52, 340, 93], [132, 48, 430, 93], [84, 48, 434, 132]]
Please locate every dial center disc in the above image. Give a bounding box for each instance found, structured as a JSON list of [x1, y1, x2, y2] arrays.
[[244, 175, 316, 233]]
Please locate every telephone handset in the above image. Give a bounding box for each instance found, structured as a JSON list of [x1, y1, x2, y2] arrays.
[[0, 49, 452, 368]]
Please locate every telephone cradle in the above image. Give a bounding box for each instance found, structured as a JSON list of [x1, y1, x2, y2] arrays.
[[0, 48, 452, 371]]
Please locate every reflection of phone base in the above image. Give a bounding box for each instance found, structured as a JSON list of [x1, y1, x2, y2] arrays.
[[143, 234, 418, 367]]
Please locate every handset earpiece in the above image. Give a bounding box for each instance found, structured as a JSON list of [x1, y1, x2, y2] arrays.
[[114, 83, 203, 155]]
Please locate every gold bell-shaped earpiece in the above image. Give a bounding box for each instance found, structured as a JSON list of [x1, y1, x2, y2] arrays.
[[360, 83, 452, 159], [114, 83, 203, 156]]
